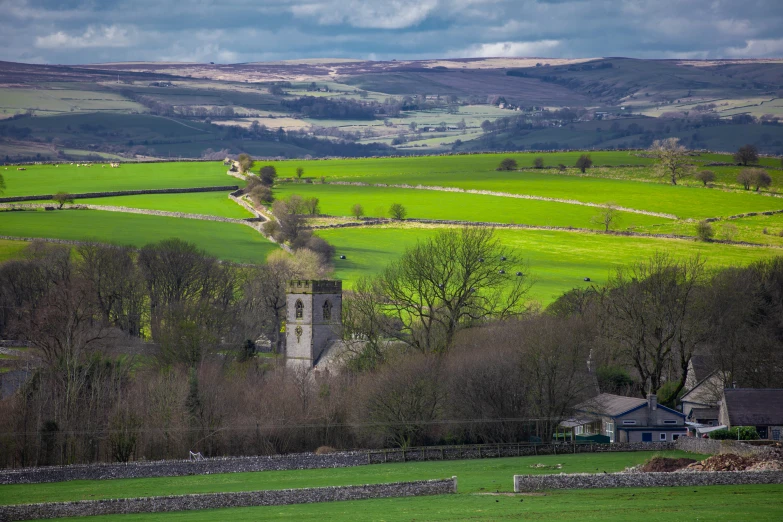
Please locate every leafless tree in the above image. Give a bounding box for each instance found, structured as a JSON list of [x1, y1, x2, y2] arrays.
[[592, 203, 621, 232], [734, 144, 758, 166], [649, 137, 690, 185], [372, 227, 532, 353], [695, 170, 716, 186]]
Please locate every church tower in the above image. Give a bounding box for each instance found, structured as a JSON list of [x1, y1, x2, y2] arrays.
[[285, 280, 342, 367]]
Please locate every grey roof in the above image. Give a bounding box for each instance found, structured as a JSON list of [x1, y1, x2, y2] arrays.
[[689, 354, 716, 384], [723, 389, 783, 426], [576, 393, 647, 417], [689, 407, 718, 420]]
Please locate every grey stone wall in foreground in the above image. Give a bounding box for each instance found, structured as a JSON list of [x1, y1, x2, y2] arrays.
[[514, 471, 783, 492], [0, 478, 457, 521]]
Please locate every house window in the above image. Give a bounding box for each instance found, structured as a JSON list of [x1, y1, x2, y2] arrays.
[[672, 434, 681, 441], [604, 421, 614, 438], [323, 300, 332, 320], [575, 426, 584, 435], [295, 299, 304, 319], [622, 420, 637, 425], [663, 420, 677, 425], [660, 433, 667, 441]]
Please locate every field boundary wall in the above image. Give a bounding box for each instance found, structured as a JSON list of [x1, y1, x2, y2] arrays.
[[513, 470, 783, 492], [0, 186, 239, 204], [676, 437, 782, 458], [0, 478, 457, 521], [0, 442, 675, 484]]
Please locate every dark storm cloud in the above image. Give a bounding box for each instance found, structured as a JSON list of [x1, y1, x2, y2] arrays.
[[1, 0, 782, 64]]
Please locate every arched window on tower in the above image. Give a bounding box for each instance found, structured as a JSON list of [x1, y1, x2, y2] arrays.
[[323, 300, 332, 320], [295, 299, 304, 319]]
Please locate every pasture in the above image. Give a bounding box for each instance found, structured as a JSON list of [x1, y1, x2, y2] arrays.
[[319, 226, 778, 303], [0, 210, 276, 263], [0, 451, 698, 505], [3, 451, 782, 521], [274, 183, 673, 229]]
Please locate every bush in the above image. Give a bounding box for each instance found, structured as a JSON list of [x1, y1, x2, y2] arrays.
[[497, 158, 518, 171], [709, 426, 760, 440], [389, 203, 407, 220], [696, 221, 714, 241], [753, 170, 772, 191], [695, 170, 716, 186], [575, 154, 593, 173], [259, 165, 277, 186], [52, 191, 74, 209], [261, 220, 281, 238], [249, 186, 273, 205], [558, 164, 567, 171], [533, 157, 545, 169], [737, 169, 755, 190]]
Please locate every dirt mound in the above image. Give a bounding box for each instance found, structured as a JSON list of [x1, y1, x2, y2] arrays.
[[746, 460, 783, 471], [686, 454, 755, 472], [640, 457, 697, 472]]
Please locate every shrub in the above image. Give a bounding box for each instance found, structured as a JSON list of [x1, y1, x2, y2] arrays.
[[575, 154, 593, 173], [296, 167, 304, 179], [389, 203, 407, 220], [52, 192, 74, 209], [259, 165, 277, 186], [261, 220, 281, 238], [696, 220, 714, 241], [558, 164, 567, 171], [709, 426, 760, 440], [695, 170, 716, 186], [497, 158, 518, 171], [719, 223, 738, 241], [737, 169, 756, 190], [249, 186, 273, 205], [752, 170, 772, 191], [533, 157, 545, 169]]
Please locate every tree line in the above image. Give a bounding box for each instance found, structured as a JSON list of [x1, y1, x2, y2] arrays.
[[1, 229, 782, 467]]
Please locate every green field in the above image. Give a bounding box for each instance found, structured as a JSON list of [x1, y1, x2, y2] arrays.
[[0, 210, 276, 263], [319, 226, 778, 303], [27, 192, 253, 219], [275, 183, 672, 229], [1, 162, 235, 197], [3, 451, 782, 522], [0, 451, 697, 505]]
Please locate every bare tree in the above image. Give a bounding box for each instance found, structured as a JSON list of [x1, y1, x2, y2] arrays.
[[533, 157, 545, 169], [598, 253, 707, 398], [734, 144, 758, 166], [372, 227, 532, 353], [351, 204, 364, 219], [649, 138, 690, 185], [237, 153, 254, 174], [592, 203, 621, 232], [695, 170, 716, 186], [497, 158, 518, 171], [737, 169, 754, 190], [752, 169, 772, 191]]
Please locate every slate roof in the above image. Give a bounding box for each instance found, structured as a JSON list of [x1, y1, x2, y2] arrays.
[[723, 389, 783, 426], [689, 407, 719, 420], [576, 393, 647, 417]]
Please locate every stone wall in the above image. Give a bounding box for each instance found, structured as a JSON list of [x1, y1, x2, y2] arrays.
[[676, 437, 782, 458], [513, 471, 783, 492], [0, 186, 239, 204], [0, 452, 368, 485], [366, 442, 675, 464], [0, 478, 457, 521]]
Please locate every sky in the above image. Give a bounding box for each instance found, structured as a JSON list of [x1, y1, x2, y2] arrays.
[[2, 0, 783, 64]]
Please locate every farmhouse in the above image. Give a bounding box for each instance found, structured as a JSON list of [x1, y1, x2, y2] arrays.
[[680, 355, 724, 426], [718, 388, 783, 441], [567, 393, 687, 443]]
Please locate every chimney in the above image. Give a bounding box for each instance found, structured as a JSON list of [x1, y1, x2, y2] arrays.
[[647, 394, 658, 410]]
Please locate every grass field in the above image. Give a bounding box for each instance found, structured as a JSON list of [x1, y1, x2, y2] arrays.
[[49, 485, 783, 522], [0, 210, 277, 263], [1, 162, 235, 197], [319, 226, 778, 303], [274, 183, 673, 229], [0, 451, 699, 505], [4, 451, 782, 522], [0, 239, 28, 261], [27, 192, 253, 219]]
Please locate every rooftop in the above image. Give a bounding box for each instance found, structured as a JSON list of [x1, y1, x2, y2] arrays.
[[723, 388, 783, 426]]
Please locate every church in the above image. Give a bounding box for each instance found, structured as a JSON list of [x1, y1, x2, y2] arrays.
[[284, 279, 344, 369]]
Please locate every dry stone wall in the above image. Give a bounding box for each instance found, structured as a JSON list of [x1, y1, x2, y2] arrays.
[[0, 478, 457, 521], [513, 471, 783, 492], [676, 437, 782, 459], [0, 452, 368, 485], [0, 186, 239, 204]]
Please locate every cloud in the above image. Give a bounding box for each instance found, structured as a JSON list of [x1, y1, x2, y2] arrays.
[[35, 25, 137, 49], [0, 0, 781, 64], [457, 40, 562, 58]]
